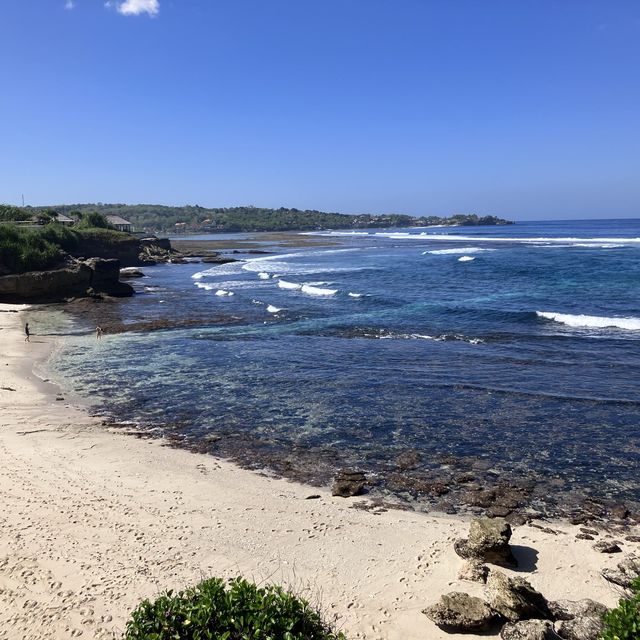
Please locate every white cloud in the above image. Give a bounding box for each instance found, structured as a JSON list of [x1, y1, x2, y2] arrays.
[[109, 0, 160, 16], [65, 0, 75, 9]]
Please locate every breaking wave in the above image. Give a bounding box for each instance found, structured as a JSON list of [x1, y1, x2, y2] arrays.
[[537, 311, 640, 331]]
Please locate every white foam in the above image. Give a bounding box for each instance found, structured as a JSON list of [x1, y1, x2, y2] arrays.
[[278, 280, 302, 290], [424, 247, 490, 255], [215, 290, 234, 297], [266, 305, 282, 313], [379, 233, 640, 245], [348, 292, 364, 298], [301, 284, 337, 296], [195, 282, 215, 291], [258, 272, 270, 279], [458, 256, 475, 262], [537, 311, 640, 331]]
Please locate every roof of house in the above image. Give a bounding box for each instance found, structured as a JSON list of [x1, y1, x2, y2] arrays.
[[55, 213, 75, 223], [106, 215, 132, 226]]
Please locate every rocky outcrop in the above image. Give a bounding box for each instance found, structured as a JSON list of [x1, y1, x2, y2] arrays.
[[602, 554, 640, 589], [455, 518, 518, 567], [487, 571, 552, 622], [458, 560, 489, 583], [555, 616, 604, 640], [119, 267, 145, 278], [423, 592, 497, 632], [0, 259, 133, 302], [593, 540, 622, 553], [501, 620, 561, 640], [331, 470, 366, 497], [548, 599, 608, 621]]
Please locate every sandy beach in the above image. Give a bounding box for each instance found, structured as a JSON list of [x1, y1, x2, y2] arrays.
[[0, 305, 635, 640]]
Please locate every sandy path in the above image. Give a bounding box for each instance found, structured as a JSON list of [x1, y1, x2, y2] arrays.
[[0, 305, 635, 639]]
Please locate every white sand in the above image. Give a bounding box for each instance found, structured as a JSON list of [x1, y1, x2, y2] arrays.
[[0, 304, 635, 639]]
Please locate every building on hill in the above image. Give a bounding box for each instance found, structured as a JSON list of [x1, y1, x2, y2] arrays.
[[106, 215, 133, 232], [54, 213, 75, 226]]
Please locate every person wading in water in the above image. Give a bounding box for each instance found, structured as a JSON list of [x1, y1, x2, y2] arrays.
[[24, 322, 30, 342]]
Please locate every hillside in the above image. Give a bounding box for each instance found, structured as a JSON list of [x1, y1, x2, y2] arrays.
[[35, 204, 513, 233]]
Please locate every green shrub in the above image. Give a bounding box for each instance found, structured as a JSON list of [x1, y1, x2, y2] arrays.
[[75, 211, 114, 229], [0, 225, 64, 274], [601, 578, 640, 640], [124, 577, 346, 640]]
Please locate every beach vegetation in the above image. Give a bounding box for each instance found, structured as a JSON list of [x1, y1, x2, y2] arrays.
[[124, 576, 346, 640], [600, 578, 640, 640]]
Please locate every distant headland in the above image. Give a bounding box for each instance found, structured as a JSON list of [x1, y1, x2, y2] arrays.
[[30, 203, 513, 234]]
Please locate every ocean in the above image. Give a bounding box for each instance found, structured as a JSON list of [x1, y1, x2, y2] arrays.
[[47, 219, 640, 519]]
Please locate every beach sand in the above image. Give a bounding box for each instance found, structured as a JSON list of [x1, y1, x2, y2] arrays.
[[0, 304, 635, 639]]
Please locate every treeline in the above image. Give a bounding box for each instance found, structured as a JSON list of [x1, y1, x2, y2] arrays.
[[35, 203, 512, 233]]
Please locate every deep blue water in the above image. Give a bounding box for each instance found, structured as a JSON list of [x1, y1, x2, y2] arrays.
[[50, 220, 640, 516]]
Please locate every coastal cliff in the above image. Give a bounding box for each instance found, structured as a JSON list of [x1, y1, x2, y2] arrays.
[[0, 258, 134, 302]]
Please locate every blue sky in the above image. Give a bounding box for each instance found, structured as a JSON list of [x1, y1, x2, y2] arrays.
[[1, 1, 639, 219]]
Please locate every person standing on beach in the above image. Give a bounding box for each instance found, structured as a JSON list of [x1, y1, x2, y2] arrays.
[[96, 326, 103, 340], [24, 322, 30, 342]]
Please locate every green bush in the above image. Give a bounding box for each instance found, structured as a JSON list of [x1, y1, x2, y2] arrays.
[[125, 577, 346, 640], [75, 211, 114, 229], [601, 578, 640, 640], [0, 225, 64, 274]]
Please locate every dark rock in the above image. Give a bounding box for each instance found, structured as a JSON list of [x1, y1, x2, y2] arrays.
[[569, 513, 592, 526], [487, 570, 552, 622], [506, 513, 530, 527], [422, 592, 497, 632], [393, 450, 422, 470], [457, 560, 488, 583], [119, 267, 145, 278], [201, 256, 238, 264], [455, 473, 476, 484], [85, 258, 134, 297], [501, 620, 561, 640], [305, 494, 321, 500], [575, 533, 594, 540], [625, 535, 640, 542], [580, 528, 599, 536], [462, 489, 497, 508], [593, 541, 622, 553], [548, 599, 608, 621], [455, 518, 518, 567], [331, 470, 366, 497], [610, 504, 630, 520], [488, 506, 514, 518], [555, 616, 604, 640]]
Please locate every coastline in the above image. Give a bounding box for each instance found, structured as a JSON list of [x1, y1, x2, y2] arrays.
[[0, 305, 636, 640]]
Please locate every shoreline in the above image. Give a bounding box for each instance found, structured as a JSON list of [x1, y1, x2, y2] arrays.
[[0, 304, 637, 639]]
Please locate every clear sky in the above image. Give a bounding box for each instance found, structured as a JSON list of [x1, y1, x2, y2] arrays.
[[1, 0, 639, 219]]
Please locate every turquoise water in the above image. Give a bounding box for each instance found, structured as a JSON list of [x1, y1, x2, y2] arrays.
[[51, 220, 640, 516]]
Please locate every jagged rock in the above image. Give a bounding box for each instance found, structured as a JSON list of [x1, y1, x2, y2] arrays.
[[501, 620, 561, 640], [576, 533, 594, 540], [455, 518, 518, 567], [119, 267, 145, 278], [0, 259, 133, 302], [555, 616, 604, 640], [593, 541, 622, 553], [487, 570, 552, 621], [423, 592, 497, 632], [331, 470, 366, 497], [625, 535, 640, 542], [548, 599, 608, 621], [610, 504, 630, 520], [580, 528, 599, 536], [602, 554, 640, 589], [457, 560, 489, 583]]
